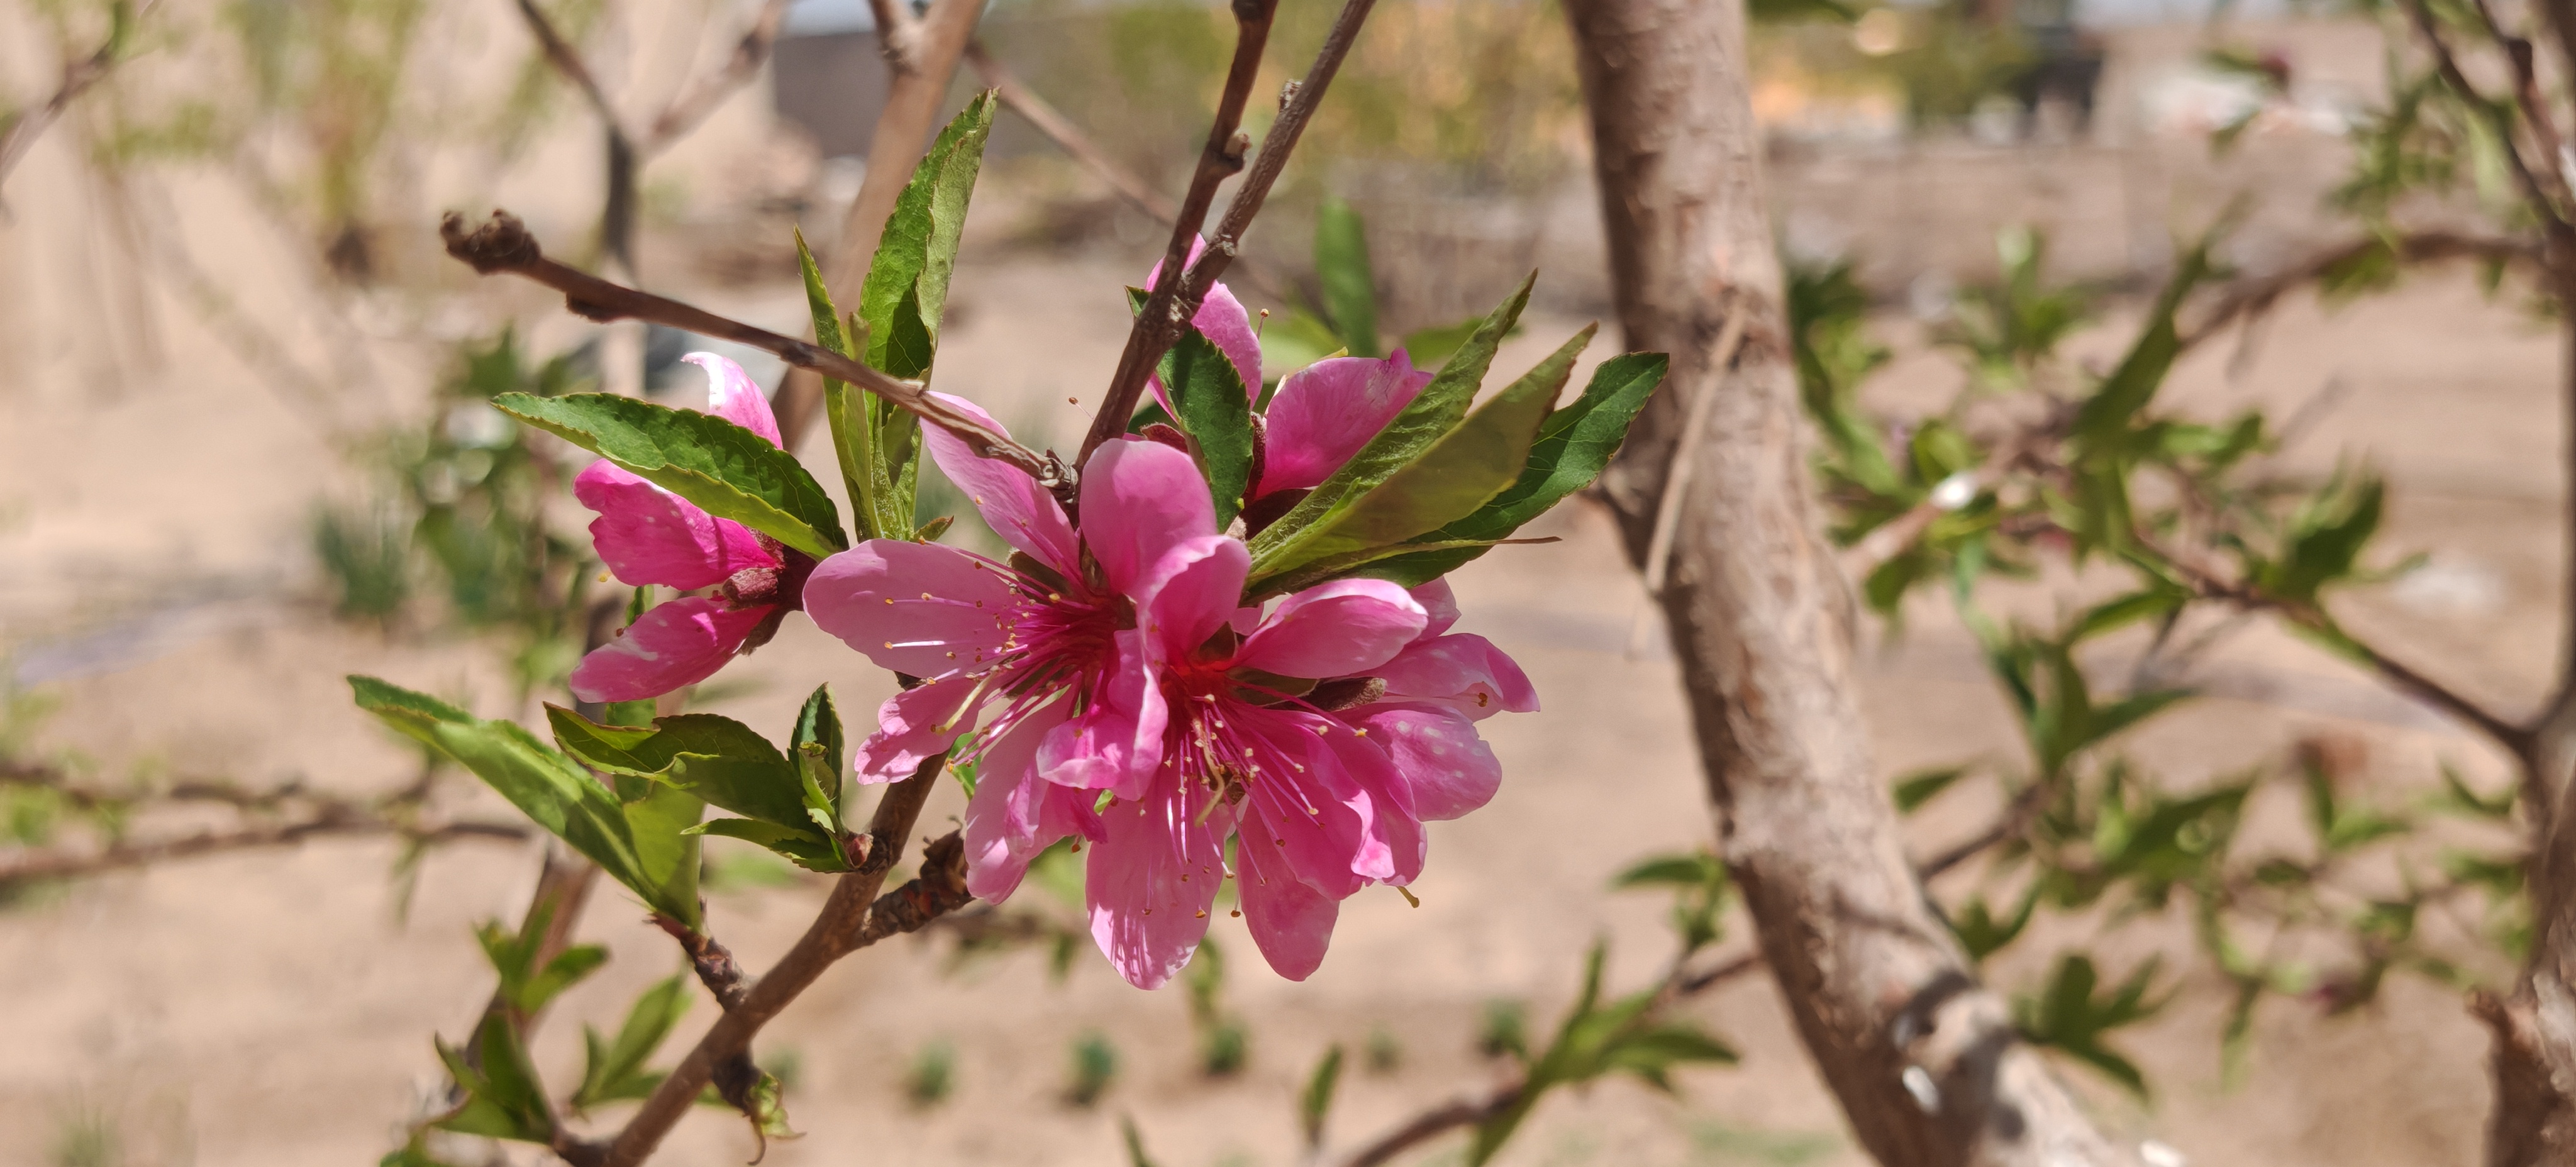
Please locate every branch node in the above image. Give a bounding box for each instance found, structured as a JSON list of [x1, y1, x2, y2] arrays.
[[440, 210, 542, 274], [1280, 79, 1301, 109]]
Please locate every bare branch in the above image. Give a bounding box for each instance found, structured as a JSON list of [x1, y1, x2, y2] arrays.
[[0, 0, 157, 197], [2402, 0, 2568, 230], [0, 817, 526, 885], [1078, 0, 1286, 461], [2179, 230, 2543, 353], [968, 41, 1177, 223], [865, 0, 926, 73], [644, 0, 796, 150], [438, 209, 1057, 480], [511, 0, 636, 148], [589, 763, 967, 1167], [1641, 299, 1749, 595], [1331, 948, 1762, 1167]]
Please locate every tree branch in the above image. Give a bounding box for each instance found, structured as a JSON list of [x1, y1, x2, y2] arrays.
[[0, 0, 157, 197], [0, 817, 526, 885], [644, 0, 796, 150], [2403, 0, 2568, 231], [774, 0, 987, 451], [511, 0, 635, 148], [967, 41, 1177, 224], [437, 209, 1057, 481], [1330, 948, 1762, 1167], [589, 761, 967, 1167], [865, 0, 925, 73], [1077, 0, 1286, 461], [2178, 230, 2543, 353]]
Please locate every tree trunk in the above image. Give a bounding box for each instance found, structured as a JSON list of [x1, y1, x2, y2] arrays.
[[1564, 2, 2135, 1164]]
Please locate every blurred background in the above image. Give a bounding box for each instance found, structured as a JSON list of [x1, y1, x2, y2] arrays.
[[0, 0, 2543, 1163]]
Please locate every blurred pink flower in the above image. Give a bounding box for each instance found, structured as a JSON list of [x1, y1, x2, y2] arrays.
[[568, 354, 809, 704]]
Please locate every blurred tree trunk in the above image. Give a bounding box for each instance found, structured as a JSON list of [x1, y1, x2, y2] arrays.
[[1564, 2, 2135, 1164]]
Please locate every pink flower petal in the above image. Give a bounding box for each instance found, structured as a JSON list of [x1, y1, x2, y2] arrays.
[[1141, 536, 1252, 663], [1375, 633, 1539, 721], [802, 539, 1021, 678], [1079, 439, 1217, 597], [1318, 715, 1423, 885], [1086, 778, 1226, 990], [1236, 578, 1427, 680], [1234, 812, 1340, 981], [575, 460, 777, 590], [1145, 241, 1263, 407], [1352, 700, 1499, 821], [1236, 708, 1376, 897], [1256, 352, 1432, 496], [962, 698, 1103, 899], [567, 597, 772, 702], [684, 353, 782, 446], [1409, 578, 1460, 639], [1038, 629, 1165, 799], [854, 677, 979, 782], [920, 392, 1080, 575]]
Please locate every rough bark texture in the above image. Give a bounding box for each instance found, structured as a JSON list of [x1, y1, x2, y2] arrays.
[[1565, 1, 2135, 1164]]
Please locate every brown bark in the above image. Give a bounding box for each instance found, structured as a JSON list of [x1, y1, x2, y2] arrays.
[[1565, 1, 2133, 1163]]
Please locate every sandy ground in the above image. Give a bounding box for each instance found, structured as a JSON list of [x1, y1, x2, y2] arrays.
[[0, 202, 2560, 1167]]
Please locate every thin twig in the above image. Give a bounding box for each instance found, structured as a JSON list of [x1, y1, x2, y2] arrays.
[[437, 209, 1056, 480], [2403, 0, 2567, 230], [645, 0, 796, 149], [1077, 0, 1287, 462], [968, 41, 1177, 223], [968, 41, 1297, 305], [2147, 533, 2531, 753], [1641, 299, 1750, 595], [0, 818, 526, 885], [512, 0, 635, 147], [589, 763, 968, 1167], [2177, 230, 2541, 353], [1330, 947, 1762, 1167], [0, 0, 157, 197]]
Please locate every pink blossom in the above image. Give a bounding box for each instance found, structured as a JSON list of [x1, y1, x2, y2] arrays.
[[802, 397, 1226, 901], [1254, 351, 1435, 498], [1341, 578, 1538, 822], [1091, 552, 1435, 987], [569, 355, 811, 704]]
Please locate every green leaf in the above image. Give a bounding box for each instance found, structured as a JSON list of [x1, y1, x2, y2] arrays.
[[493, 392, 845, 558], [2072, 234, 2218, 452], [575, 973, 694, 1111], [1298, 1044, 1345, 1149], [351, 677, 684, 919], [687, 817, 850, 872], [548, 705, 810, 831], [792, 684, 847, 837], [1257, 309, 1344, 380], [1893, 765, 1971, 813], [1612, 852, 1723, 889], [1314, 197, 1380, 358], [799, 231, 916, 543], [860, 91, 997, 380], [1250, 274, 1535, 563], [433, 1014, 555, 1142], [622, 779, 706, 929], [2433, 761, 2516, 821], [1158, 318, 1257, 528], [1121, 1114, 1162, 1167], [1250, 299, 1567, 593], [1366, 348, 1663, 582], [1400, 318, 1485, 370]]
